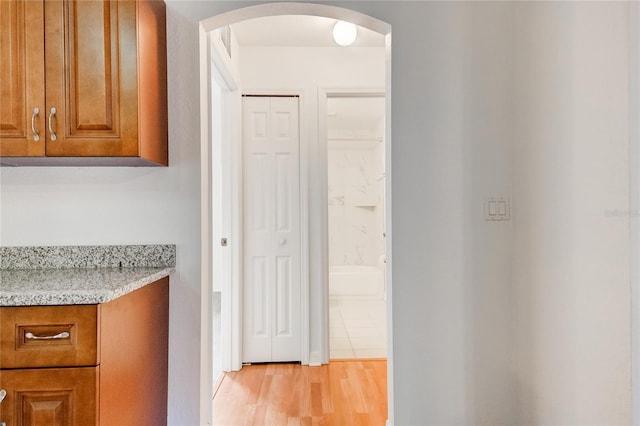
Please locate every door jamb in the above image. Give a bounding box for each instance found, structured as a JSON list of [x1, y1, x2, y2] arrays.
[[210, 31, 244, 373], [199, 29, 242, 424]]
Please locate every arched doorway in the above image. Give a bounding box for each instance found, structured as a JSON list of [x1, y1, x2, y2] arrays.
[[198, 4, 392, 424]]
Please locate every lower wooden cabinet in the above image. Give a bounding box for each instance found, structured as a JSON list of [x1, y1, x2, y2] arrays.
[[0, 277, 169, 425]]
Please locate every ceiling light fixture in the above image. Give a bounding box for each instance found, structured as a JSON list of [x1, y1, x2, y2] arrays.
[[332, 20, 357, 47]]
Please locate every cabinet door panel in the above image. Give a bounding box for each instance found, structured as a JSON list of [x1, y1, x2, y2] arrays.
[[44, 0, 138, 157], [0, 367, 97, 426], [0, 0, 45, 156], [20, 390, 70, 426]]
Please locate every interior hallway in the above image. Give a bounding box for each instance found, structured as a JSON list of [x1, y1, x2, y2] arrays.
[[212, 360, 387, 425]]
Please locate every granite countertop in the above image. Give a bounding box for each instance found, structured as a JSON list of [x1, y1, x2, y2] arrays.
[[0, 245, 175, 307]]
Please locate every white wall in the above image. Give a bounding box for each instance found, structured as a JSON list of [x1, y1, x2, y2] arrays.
[[0, 8, 203, 425], [513, 3, 632, 423], [462, 4, 516, 423], [630, 3, 640, 422]]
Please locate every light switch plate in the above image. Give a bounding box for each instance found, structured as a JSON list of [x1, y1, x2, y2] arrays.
[[485, 197, 510, 221]]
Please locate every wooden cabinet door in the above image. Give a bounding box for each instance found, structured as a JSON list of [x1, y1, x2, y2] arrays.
[[0, 367, 97, 426], [43, 0, 139, 157], [0, 0, 45, 156]]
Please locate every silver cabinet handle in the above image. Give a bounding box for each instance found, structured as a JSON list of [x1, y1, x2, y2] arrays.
[[25, 331, 69, 340], [48, 107, 57, 141], [31, 107, 40, 141], [0, 388, 5, 426]]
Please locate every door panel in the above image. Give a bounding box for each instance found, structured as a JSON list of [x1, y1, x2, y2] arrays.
[[250, 153, 269, 232], [44, 0, 138, 156], [275, 153, 292, 231], [0, 367, 98, 426], [251, 256, 268, 336], [275, 256, 291, 335], [0, 0, 45, 156], [243, 96, 301, 363]]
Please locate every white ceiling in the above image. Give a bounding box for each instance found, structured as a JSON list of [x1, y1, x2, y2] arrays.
[[230, 15, 385, 47]]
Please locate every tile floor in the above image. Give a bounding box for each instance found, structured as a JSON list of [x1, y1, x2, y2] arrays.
[[329, 298, 387, 359]]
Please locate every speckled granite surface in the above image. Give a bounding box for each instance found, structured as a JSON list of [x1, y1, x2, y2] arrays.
[[0, 245, 175, 269], [0, 267, 174, 306], [0, 245, 175, 306]]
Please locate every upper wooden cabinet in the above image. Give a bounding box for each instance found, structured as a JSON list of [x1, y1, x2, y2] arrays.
[[0, 0, 168, 166]]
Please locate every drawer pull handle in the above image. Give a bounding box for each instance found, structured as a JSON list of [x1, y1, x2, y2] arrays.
[[0, 389, 6, 426], [25, 331, 70, 340]]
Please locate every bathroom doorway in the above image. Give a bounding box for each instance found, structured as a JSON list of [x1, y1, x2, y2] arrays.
[[326, 95, 386, 359]]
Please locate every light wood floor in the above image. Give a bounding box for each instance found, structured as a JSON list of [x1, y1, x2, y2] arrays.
[[212, 360, 387, 426]]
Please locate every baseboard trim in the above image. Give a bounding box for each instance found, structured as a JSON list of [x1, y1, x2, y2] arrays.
[[309, 350, 322, 367]]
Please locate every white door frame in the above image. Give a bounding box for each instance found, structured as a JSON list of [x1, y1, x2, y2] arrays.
[[202, 32, 242, 371], [203, 28, 243, 387]]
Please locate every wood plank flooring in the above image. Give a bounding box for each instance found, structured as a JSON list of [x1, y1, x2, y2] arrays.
[[212, 360, 387, 426]]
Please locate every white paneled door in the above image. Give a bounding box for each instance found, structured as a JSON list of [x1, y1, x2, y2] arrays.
[[242, 96, 301, 363]]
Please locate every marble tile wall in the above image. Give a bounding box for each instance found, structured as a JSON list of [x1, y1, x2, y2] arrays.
[[328, 144, 384, 267]]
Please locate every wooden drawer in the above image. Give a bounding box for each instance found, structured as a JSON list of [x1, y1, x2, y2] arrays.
[[0, 305, 98, 369], [0, 366, 98, 426]]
